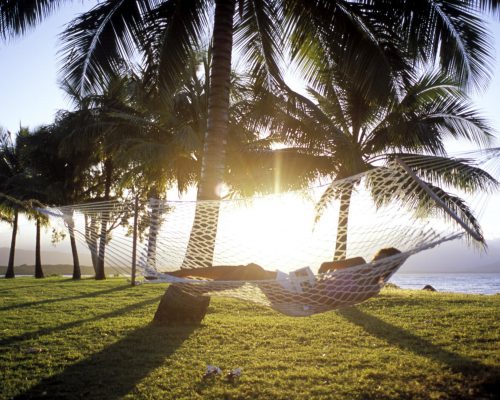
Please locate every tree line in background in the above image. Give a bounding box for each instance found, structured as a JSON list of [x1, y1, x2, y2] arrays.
[[0, 0, 499, 279]]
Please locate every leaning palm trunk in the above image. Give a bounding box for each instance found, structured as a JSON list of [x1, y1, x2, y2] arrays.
[[34, 217, 44, 278], [65, 210, 81, 280], [5, 210, 18, 278], [182, 0, 235, 269], [334, 184, 354, 261]]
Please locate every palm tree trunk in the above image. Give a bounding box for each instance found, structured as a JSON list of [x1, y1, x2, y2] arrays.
[[334, 184, 354, 261], [66, 211, 81, 280], [146, 190, 161, 269], [183, 0, 235, 268], [95, 216, 107, 280], [5, 210, 18, 278], [84, 215, 99, 273], [95, 158, 113, 280], [131, 194, 139, 286], [34, 217, 44, 278]]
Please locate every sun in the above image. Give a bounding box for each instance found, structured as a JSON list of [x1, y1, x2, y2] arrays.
[[214, 192, 330, 272]]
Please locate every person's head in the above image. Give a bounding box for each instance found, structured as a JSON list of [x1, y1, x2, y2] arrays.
[[372, 247, 401, 261], [372, 247, 403, 283]]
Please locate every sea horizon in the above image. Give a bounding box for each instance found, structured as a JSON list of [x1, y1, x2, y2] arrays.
[[390, 272, 500, 295]]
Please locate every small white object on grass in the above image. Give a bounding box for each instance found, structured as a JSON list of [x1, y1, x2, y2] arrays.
[[226, 368, 242, 382], [203, 365, 222, 379]]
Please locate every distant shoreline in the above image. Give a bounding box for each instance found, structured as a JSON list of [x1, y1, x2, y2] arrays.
[[0, 264, 498, 276], [0, 265, 129, 276]]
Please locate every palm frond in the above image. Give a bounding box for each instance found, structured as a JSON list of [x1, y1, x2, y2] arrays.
[[59, 0, 148, 95], [286, 0, 410, 100], [0, 0, 70, 39], [427, 183, 485, 244], [366, 167, 485, 243], [394, 153, 499, 194], [366, 72, 494, 154], [144, 0, 209, 92], [306, 87, 351, 134], [234, 0, 285, 89], [394, 0, 495, 90]]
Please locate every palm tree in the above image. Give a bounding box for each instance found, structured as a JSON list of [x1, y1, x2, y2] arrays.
[[57, 75, 153, 279], [2, 127, 60, 279], [15, 123, 93, 279], [23, 204, 49, 279], [16, 128, 72, 279], [0, 129, 30, 278], [0, 139, 17, 279], [271, 70, 498, 260]]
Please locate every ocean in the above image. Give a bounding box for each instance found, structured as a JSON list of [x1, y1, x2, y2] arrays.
[[389, 273, 500, 295]]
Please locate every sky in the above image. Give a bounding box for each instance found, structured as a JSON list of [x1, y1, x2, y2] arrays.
[[0, 3, 499, 271]]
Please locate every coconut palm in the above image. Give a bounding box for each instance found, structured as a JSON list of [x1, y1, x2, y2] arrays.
[[84, 66, 204, 271], [0, 198, 19, 279], [271, 70, 499, 260], [15, 122, 94, 279], [22, 204, 50, 279], [0, 134, 18, 279], [0, 129, 30, 278], [57, 77, 142, 280]]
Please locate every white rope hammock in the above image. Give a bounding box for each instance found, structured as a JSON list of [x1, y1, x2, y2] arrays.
[[40, 159, 484, 316]]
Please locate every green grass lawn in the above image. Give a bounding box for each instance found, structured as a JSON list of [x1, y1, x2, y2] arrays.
[[0, 278, 499, 400]]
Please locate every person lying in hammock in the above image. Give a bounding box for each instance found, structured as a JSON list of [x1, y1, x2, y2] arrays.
[[166, 247, 402, 284], [165, 247, 404, 316], [166, 262, 277, 281]]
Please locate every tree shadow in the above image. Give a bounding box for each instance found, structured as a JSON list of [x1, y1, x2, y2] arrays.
[[0, 284, 42, 293], [338, 307, 500, 398], [0, 296, 160, 347], [0, 284, 130, 312], [13, 322, 199, 400]]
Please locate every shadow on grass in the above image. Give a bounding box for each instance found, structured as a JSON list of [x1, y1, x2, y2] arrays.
[[0, 284, 130, 312], [0, 284, 42, 293], [339, 307, 500, 398], [0, 296, 161, 347], [13, 323, 198, 400]]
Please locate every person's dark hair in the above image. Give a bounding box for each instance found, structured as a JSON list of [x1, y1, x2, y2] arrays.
[[372, 247, 401, 261]]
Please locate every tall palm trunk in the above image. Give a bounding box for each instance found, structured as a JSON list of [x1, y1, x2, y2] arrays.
[[146, 189, 161, 269], [96, 158, 112, 280], [85, 215, 99, 273], [5, 210, 18, 278], [183, 0, 235, 268], [34, 217, 44, 278], [66, 210, 81, 280], [146, 205, 160, 268], [334, 184, 354, 261]]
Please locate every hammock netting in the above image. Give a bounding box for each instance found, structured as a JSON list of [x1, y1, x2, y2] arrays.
[[42, 160, 477, 316]]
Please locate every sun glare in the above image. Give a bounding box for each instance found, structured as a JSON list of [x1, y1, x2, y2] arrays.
[[214, 192, 329, 272]]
